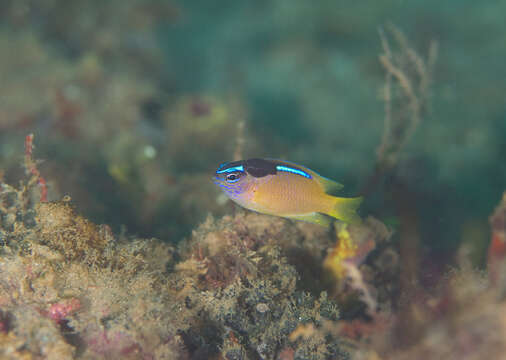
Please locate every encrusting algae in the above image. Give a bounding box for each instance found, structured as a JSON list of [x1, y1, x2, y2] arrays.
[[0, 199, 354, 359], [1, 135, 505, 360], [1, 136, 358, 359]]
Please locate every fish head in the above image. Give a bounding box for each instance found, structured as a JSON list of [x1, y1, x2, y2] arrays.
[[214, 158, 281, 204], [213, 161, 251, 199]]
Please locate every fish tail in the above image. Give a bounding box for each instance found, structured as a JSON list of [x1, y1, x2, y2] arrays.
[[327, 196, 363, 224]]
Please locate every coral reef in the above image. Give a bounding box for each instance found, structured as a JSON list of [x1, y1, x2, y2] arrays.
[[0, 139, 403, 359], [0, 135, 504, 360], [1, 160, 359, 359], [175, 213, 347, 360], [0, 196, 180, 359], [334, 193, 506, 360]]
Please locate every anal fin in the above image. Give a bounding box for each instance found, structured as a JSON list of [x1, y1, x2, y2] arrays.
[[285, 212, 334, 227]]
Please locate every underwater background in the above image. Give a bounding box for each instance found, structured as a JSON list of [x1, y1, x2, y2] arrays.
[[0, 1, 505, 359]]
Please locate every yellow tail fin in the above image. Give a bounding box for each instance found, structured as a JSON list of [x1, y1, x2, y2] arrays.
[[327, 196, 363, 224]]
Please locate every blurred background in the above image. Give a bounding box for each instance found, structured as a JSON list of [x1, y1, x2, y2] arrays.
[[0, 0, 504, 268]]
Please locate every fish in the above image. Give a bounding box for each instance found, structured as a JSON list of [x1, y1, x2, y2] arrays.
[[213, 158, 363, 226]]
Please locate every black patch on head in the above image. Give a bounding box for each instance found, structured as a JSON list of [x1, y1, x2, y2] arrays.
[[244, 158, 277, 178]]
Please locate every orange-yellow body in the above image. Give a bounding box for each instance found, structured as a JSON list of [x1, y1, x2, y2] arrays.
[[214, 158, 362, 226], [247, 172, 334, 215]]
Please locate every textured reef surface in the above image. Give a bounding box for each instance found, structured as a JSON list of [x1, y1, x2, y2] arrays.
[[0, 171, 351, 359], [1, 147, 505, 359]]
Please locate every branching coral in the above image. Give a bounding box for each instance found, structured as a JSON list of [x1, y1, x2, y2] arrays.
[[376, 24, 438, 170], [1, 135, 45, 228]]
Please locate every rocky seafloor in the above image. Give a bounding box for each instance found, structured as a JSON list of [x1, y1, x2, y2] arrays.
[[1, 161, 506, 359]]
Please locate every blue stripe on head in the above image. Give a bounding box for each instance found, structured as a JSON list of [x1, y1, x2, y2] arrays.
[[276, 165, 312, 179], [216, 165, 244, 174]]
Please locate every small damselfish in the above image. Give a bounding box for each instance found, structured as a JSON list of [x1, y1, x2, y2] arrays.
[[213, 158, 363, 226]]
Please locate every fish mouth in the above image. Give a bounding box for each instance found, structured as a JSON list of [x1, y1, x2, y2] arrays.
[[212, 177, 236, 194]]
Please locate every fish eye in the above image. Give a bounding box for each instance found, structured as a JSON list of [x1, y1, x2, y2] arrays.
[[226, 173, 241, 183]]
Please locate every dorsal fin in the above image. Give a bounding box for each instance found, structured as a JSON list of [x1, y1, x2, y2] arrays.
[[317, 176, 344, 196]]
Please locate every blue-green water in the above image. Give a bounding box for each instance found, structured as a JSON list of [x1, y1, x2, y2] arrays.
[[2, 0, 504, 254]]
